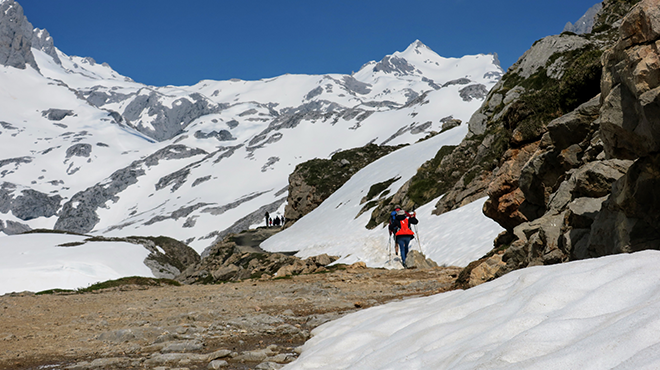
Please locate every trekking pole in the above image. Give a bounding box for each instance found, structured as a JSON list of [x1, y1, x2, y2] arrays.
[[413, 224, 423, 253], [388, 233, 393, 263]]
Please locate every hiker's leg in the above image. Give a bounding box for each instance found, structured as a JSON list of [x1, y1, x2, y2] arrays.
[[401, 236, 411, 264], [396, 237, 405, 257]]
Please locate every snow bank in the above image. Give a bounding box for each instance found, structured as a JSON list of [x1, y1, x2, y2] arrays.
[[285, 250, 660, 369], [0, 234, 154, 295]]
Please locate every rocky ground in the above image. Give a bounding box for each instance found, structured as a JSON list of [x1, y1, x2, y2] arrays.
[[0, 264, 461, 370]]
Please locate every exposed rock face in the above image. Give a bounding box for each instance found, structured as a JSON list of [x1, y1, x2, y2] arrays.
[[65, 143, 92, 158], [123, 91, 225, 141], [404, 250, 438, 269], [31, 28, 61, 65], [564, 2, 604, 34], [459, 84, 488, 102], [0, 219, 31, 235], [0, 0, 38, 70], [42, 109, 75, 121], [599, 0, 660, 159], [54, 145, 207, 233], [578, 0, 660, 258], [0, 182, 62, 221], [449, 0, 647, 286]]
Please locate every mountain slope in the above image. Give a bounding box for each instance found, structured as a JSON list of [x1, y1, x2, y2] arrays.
[[0, 0, 504, 255]]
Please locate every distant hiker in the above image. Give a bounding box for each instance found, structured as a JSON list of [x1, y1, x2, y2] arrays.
[[265, 211, 270, 228], [281, 215, 286, 226], [273, 215, 281, 227], [388, 208, 418, 265]]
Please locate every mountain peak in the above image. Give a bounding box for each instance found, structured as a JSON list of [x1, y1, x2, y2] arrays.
[[405, 40, 430, 53], [0, 0, 39, 71]]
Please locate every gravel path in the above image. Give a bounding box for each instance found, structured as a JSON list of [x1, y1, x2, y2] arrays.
[[0, 264, 460, 370]]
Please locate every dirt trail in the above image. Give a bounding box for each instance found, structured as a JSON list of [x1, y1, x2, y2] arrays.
[[0, 265, 461, 370]]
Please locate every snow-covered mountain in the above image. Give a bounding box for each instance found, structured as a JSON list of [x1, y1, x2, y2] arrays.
[[0, 0, 503, 255]]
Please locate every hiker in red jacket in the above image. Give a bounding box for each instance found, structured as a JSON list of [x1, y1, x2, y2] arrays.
[[388, 208, 418, 266]]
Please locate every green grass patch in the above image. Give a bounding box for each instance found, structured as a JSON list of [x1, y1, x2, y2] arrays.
[[36, 288, 76, 295], [78, 276, 180, 293], [35, 276, 181, 295], [407, 145, 457, 206], [364, 176, 401, 203], [57, 241, 86, 247]]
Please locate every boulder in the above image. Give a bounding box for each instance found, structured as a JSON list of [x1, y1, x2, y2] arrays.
[[546, 96, 600, 150], [565, 196, 607, 229], [467, 253, 506, 288], [572, 159, 633, 198], [404, 250, 438, 269]]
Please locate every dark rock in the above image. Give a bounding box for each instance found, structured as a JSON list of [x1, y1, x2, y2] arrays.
[[194, 130, 235, 141], [0, 182, 62, 221], [42, 109, 75, 121], [0, 219, 31, 235], [459, 84, 488, 102], [180, 228, 336, 284], [547, 96, 600, 150], [65, 143, 92, 158], [565, 196, 607, 229], [372, 55, 416, 75], [582, 153, 660, 258], [442, 78, 471, 87], [572, 159, 632, 198], [440, 117, 461, 132]]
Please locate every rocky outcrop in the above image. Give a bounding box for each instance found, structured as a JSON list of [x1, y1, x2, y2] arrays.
[[178, 228, 338, 284], [447, 0, 648, 285], [0, 182, 62, 221], [564, 2, 603, 34], [285, 144, 403, 224], [404, 250, 438, 269], [123, 91, 225, 142], [0, 0, 38, 71], [31, 28, 60, 65], [576, 0, 660, 258], [0, 219, 30, 235]]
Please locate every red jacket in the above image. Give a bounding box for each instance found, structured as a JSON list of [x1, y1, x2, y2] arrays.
[[389, 214, 418, 238]]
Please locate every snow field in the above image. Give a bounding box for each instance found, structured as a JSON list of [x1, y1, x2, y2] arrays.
[[284, 250, 660, 370], [0, 233, 154, 295]]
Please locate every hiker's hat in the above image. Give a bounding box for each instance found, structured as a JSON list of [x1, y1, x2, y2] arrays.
[[396, 209, 406, 216]]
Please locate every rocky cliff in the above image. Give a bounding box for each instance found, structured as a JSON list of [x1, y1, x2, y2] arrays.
[[448, 0, 660, 287], [0, 0, 38, 70]]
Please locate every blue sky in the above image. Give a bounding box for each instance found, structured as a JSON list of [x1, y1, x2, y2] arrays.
[[19, 0, 601, 86]]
